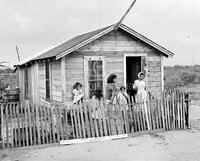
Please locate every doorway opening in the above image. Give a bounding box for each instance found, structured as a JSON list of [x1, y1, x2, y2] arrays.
[[126, 56, 141, 101]]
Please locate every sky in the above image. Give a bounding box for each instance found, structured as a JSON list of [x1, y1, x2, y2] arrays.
[[0, 0, 199, 67]]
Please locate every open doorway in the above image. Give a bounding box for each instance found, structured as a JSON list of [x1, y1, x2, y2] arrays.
[[126, 56, 141, 101]]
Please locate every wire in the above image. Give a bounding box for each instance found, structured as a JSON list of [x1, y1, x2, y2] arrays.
[[134, 0, 181, 53], [21, 1, 60, 40], [145, 0, 181, 35]]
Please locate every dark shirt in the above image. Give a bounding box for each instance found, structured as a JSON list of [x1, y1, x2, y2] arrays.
[[105, 83, 117, 100]]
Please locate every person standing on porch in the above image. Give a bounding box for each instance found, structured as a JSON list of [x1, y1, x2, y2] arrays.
[[133, 67, 150, 130]]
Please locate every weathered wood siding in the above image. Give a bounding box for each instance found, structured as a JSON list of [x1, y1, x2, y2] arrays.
[[65, 53, 84, 101], [38, 60, 62, 103], [64, 29, 162, 100], [19, 63, 39, 104], [38, 62, 45, 101]]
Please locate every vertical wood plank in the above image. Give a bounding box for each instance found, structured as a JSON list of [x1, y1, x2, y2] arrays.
[[100, 102, 108, 136], [182, 92, 186, 129], [70, 107, 75, 139], [76, 105, 82, 138], [50, 106, 56, 143], [47, 105, 52, 142], [36, 104, 41, 145], [92, 104, 99, 137], [32, 104, 37, 145], [58, 107, 64, 141], [5, 104, 9, 148], [1, 103, 5, 149], [118, 104, 124, 134], [147, 99, 152, 130], [166, 95, 171, 130], [98, 106, 104, 137], [87, 103, 95, 137], [122, 104, 128, 133], [9, 103, 13, 148], [79, 105, 86, 138], [64, 108, 69, 140], [40, 105, 45, 144], [16, 103, 21, 147], [72, 106, 79, 138], [20, 104, 25, 146], [172, 92, 175, 129], [139, 102, 144, 131], [83, 102, 91, 138], [150, 100, 155, 130], [131, 97, 137, 132], [27, 102, 33, 145], [55, 106, 60, 143], [135, 103, 141, 131], [24, 104, 29, 146], [129, 102, 134, 133], [13, 104, 17, 147]]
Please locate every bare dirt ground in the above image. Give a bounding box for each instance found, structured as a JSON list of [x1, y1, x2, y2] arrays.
[[1, 95, 200, 161]]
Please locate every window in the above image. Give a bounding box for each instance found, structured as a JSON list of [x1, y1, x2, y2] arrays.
[[45, 62, 50, 101], [24, 68, 29, 99], [88, 59, 103, 98]]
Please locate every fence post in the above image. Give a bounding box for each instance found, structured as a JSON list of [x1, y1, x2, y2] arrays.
[[185, 92, 190, 128], [1, 103, 5, 149]]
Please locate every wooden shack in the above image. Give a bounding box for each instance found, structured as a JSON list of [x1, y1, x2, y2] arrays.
[[15, 23, 174, 105]]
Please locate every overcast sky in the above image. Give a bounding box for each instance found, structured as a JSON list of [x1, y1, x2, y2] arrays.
[[0, 0, 199, 67]]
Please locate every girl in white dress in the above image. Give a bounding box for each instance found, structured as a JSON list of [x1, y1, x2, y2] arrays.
[[133, 71, 150, 130], [133, 72, 147, 102]]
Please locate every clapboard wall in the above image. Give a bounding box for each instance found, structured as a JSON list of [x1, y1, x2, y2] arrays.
[[38, 60, 62, 103]]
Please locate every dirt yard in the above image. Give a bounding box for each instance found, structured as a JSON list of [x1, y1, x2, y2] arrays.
[[1, 99, 200, 161]]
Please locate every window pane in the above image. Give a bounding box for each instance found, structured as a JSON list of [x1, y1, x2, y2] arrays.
[[88, 60, 103, 98]]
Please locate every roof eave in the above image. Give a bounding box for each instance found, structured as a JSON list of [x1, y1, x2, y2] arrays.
[[55, 24, 116, 60], [119, 24, 174, 58]]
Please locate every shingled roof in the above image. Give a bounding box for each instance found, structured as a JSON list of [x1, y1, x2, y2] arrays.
[[16, 23, 174, 66]]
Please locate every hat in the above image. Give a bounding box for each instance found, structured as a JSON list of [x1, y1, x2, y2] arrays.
[[138, 72, 145, 79]]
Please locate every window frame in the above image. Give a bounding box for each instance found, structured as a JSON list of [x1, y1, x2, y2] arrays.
[[84, 56, 105, 99]]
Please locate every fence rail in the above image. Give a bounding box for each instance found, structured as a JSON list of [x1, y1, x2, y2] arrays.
[[0, 89, 190, 149]]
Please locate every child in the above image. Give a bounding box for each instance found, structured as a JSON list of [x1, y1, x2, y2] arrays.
[[72, 82, 84, 104], [91, 89, 104, 119], [117, 86, 129, 110]]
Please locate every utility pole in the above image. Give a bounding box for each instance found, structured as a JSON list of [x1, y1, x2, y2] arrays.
[[114, 0, 136, 30], [16, 46, 21, 62]]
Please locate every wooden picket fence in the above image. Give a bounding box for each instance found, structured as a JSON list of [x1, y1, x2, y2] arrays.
[[0, 89, 190, 149]]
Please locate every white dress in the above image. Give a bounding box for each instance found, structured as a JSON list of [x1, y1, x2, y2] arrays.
[[133, 79, 150, 130], [72, 89, 83, 104], [133, 80, 147, 102]]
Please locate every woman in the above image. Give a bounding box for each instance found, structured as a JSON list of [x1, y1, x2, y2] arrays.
[[133, 72, 147, 102], [105, 74, 118, 104], [133, 70, 150, 130]]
